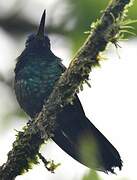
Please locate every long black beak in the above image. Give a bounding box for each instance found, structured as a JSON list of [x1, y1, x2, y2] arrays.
[[37, 10, 46, 39]]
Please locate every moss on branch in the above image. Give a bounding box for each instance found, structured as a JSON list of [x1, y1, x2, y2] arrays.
[[0, 0, 132, 179]]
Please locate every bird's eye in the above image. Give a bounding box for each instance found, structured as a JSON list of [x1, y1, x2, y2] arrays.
[[25, 39, 30, 47], [25, 34, 36, 47]]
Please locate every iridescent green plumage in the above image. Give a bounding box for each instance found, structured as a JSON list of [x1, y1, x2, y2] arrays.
[[15, 54, 63, 117]]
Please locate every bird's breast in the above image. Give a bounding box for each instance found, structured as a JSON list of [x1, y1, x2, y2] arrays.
[[14, 60, 62, 117]]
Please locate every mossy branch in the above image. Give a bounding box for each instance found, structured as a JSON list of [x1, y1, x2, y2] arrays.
[[0, 0, 132, 179]]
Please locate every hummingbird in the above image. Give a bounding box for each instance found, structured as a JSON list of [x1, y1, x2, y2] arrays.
[[14, 10, 122, 173]]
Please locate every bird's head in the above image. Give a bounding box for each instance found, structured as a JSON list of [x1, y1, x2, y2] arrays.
[[25, 10, 51, 52]]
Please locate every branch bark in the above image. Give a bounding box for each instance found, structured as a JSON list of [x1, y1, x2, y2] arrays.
[[0, 0, 131, 179]]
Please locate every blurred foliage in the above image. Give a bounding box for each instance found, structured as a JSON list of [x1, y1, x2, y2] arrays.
[[82, 170, 100, 180], [79, 133, 100, 169], [66, 0, 109, 51], [0, 0, 137, 52], [66, 0, 137, 52]]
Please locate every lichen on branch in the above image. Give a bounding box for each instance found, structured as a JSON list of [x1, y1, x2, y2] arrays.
[[0, 0, 132, 179]]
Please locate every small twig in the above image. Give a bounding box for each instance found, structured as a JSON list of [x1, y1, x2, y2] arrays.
[[38, 153, 60, 173]]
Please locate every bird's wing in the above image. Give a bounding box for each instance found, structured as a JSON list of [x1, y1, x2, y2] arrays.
[[53, 96, 122, 173], [52, 60, 122, 173]]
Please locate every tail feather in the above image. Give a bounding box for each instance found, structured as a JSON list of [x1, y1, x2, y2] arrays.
[[83, 117, 123, 173], [52, 96, 122, 173], [53, 116, 122, 173]]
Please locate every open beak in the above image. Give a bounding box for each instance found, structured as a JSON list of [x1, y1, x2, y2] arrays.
[[37, 10, 46, 39]]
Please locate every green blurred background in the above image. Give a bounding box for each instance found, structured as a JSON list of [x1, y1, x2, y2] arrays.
[[0, 0, 137, 180]]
